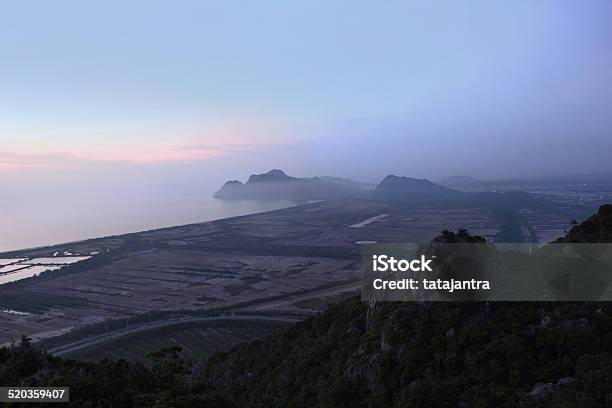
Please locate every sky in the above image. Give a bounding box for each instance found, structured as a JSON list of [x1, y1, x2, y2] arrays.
[[2, 1, 612, 183], [2, 1, 612, 250]]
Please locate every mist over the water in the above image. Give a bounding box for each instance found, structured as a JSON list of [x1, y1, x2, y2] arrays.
[[0, 172, 292, 253]]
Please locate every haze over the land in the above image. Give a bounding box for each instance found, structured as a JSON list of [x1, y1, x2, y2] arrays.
[[2, 1, 612, 250]]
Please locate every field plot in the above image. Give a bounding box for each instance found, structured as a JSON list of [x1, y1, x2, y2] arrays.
[[0, 266, 62, 285], [23, 257, 91, 265], [0, 264, 30, 274], [349, 213, 389, 228], [0, 259, 25, 266], [61, 318, 291, 362], [0, 255, 94, 286]]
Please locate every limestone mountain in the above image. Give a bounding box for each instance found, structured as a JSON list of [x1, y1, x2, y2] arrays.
[[213, 170, 372, 203]]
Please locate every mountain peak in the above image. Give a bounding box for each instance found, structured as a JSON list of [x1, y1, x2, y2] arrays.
[[247, 169, 299, 184], [223, 180, 243, 186]]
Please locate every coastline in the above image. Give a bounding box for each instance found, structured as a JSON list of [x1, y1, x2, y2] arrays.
[[0, 199, 297, 257]]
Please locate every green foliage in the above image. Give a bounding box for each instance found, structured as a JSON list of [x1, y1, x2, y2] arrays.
[[557, 204, 612, 243], [203, 298, 612, 407], [0, 342, 236, 407], [434, 228, 487, 243]]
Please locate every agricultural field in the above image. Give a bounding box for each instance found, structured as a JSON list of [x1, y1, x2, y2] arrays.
[[58, 318, 292, 362], [0, 201, 506, 346]]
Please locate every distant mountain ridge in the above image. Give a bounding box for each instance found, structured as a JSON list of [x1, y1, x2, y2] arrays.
[[213, 169, 374, 203], [215, 170, 558, 210]]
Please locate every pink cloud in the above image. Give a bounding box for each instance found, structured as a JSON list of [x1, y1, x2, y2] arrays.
[[0, 143, 236, 173], [1, 119, 292, 171], [0, 152, 67, 172], [73, 145, 226, 164]]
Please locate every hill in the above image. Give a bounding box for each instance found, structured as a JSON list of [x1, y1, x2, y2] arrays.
[[372, 175, 553, 211], [205, 296, 612, 407], [373, 175, 463, 203]]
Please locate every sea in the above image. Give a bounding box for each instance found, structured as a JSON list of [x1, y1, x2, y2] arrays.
[[0, 185, 292, 253]]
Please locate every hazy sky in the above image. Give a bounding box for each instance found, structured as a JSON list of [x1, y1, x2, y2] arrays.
[[2, 0, 612, 182]]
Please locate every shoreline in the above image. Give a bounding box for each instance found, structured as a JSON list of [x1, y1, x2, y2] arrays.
[[0, 199, 300, 257]]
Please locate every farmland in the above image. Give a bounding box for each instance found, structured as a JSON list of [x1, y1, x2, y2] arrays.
[[0, 194, 592, 359], [56, 317, 293, 362]]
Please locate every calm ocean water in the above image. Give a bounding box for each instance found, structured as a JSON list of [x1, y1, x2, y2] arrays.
[[1, 190, 292, 253]]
